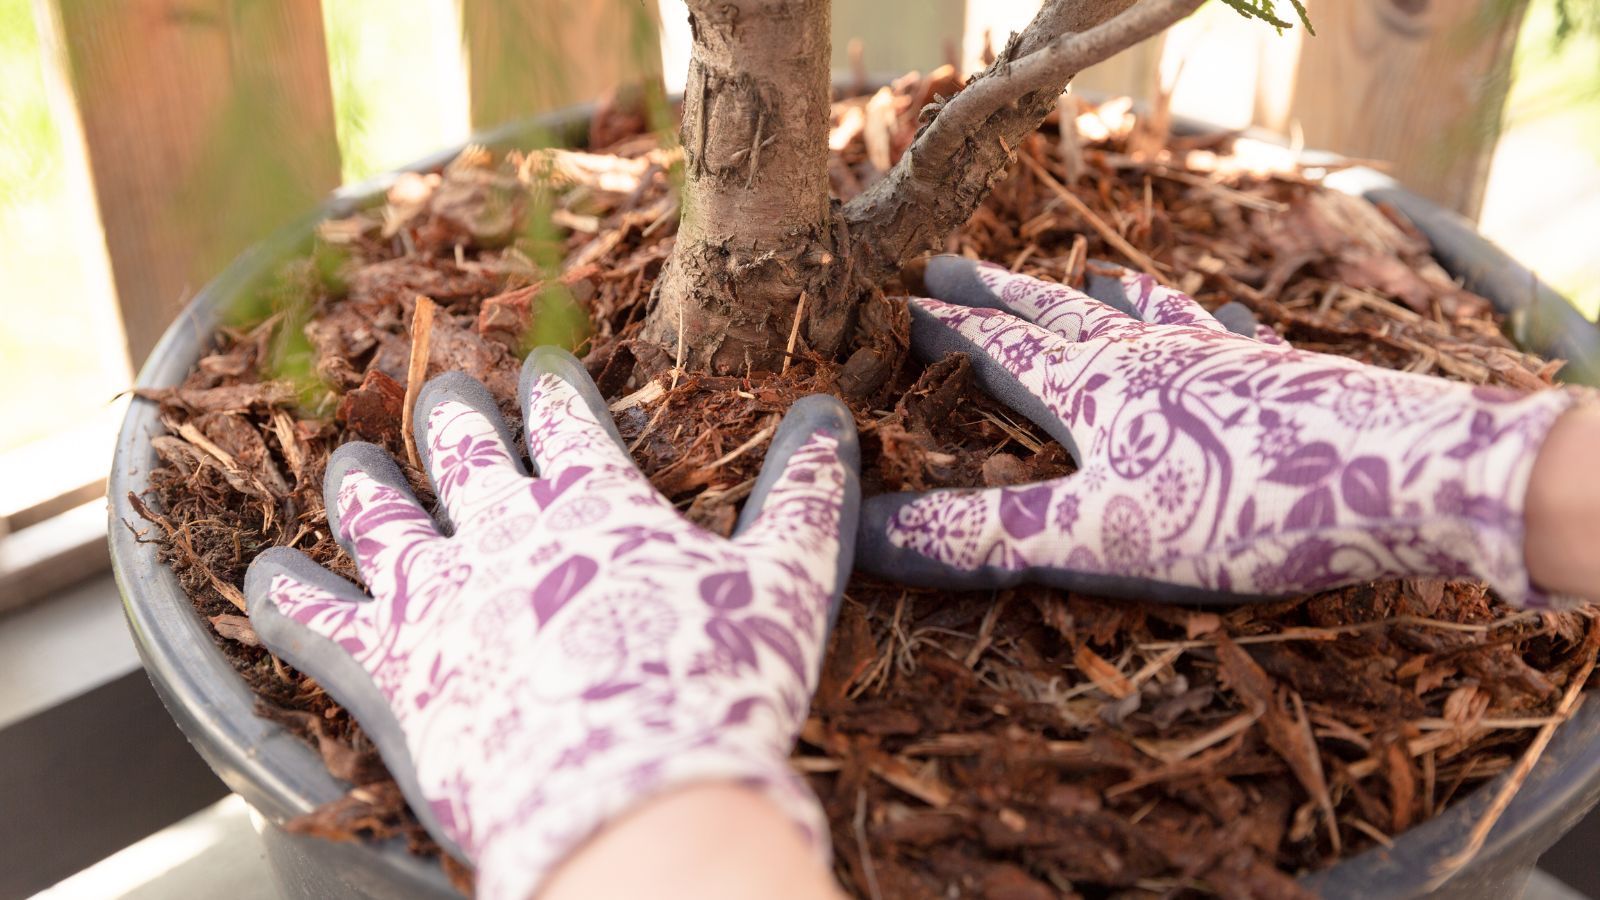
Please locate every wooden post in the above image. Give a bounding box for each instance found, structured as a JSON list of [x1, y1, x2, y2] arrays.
[[34, 0, 341, 366], [1074, 34, 1165, 101], [962, 1, 1163, 100], [1260, 0, 1525, 219], [832, 0, 966, 77], [460, 0, 663, 130], [1250, 13, 1305, 133]]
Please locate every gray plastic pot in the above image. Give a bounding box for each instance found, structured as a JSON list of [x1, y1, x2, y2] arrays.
[[109, 102, 1600, 900]]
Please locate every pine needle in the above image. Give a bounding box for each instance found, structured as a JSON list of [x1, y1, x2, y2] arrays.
[[1218, 0, 1313, 34]]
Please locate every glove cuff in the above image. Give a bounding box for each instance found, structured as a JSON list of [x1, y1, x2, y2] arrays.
[[1450, 385, 1592, 607]]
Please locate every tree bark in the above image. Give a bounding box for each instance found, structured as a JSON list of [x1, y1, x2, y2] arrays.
[[642, 0, 840, 375], [643, 0, 1205, 375]]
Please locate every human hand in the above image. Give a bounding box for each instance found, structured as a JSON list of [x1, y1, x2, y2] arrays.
[[856, 256, 1583, 607], [244, 347, 860, 900]]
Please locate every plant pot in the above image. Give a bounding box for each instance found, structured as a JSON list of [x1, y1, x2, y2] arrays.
[[109, 102, 1600, 900]]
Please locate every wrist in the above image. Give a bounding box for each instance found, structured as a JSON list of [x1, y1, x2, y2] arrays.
[[470, 743, 828, 900], [1524, 402, 1600, 601], [1418, 384, 1582, 605], [539, 783, 841, 900], [1330, 378, 1580, 605]]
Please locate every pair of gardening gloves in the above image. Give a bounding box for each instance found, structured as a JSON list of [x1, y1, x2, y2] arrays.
[[244, 257, 1579, 899]]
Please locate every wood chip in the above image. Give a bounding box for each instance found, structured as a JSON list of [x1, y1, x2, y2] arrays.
[[1075, 643, 1135, 699], [402, 295, 436, 469], [1217, 636, 1340, 853]]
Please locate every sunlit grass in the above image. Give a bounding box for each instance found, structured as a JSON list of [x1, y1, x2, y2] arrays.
[[1481, 0, 1600, 318], [1506, 0, 1600, 154], [0, 0, 117, 452], [321, 0, 469, 182], [0, 0, 471, 454]]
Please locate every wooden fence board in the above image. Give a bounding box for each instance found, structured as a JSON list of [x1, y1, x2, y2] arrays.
[[961, 2, 1163, 100], [1261, 0, 1525, 219], [461, 0, 663, 130], [36, 0, 341, 366], [832, 0, 966, 77], [1074, 33, 1164, 101]]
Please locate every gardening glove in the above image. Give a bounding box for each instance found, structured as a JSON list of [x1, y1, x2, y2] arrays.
[[857, 255, 1587, 607], [244, 347, 860, 900]]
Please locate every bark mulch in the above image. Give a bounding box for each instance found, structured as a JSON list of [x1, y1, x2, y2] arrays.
[[127, 70, 1597, 899]]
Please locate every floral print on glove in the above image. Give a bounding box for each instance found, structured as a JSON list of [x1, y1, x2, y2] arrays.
[[856, 256, 1587, 607], [244, 347, 860, 900]]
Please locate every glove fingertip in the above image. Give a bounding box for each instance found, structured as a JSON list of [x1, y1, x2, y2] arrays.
[[243, 545, 370, 622], [413, 371, 527, 480], [784, 394, 860, 472], [1082, 266, 1144, 319], [1212, 301, 1261, 340], [323, 441, 403, 499], [323, 441, 436, 562], [856, 490, 1045, 594], [243, 546, 318, 615], [923, 254, 1001, 309], [851, 492, 895, 569], [519, 345, 629, 454], [735, 394, 861, 536]]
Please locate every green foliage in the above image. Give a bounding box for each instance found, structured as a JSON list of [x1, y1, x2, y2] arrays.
[[220, 239, 347, 413], [1553, 0, 1600, 39], [0, 0, 60, 203], [515, 176, 591, 355], [321, 0, 471, 183], [1216, 0, 1314, 35], [322, 3, 378, 182], [311, 240, 352, 299], [0, 0, 128, 452], [1467, 0, 1600, 161], [520, 281, 590, 356], [267, 310, 327, 413]]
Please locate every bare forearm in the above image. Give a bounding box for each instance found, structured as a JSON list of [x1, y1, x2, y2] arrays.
[[538, 783, 844, 900], [1525, 404, 1600, 600]]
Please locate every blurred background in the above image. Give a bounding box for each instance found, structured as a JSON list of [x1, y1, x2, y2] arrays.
[[3, 0, 1598, 487], [0, 0, 1597, 896]]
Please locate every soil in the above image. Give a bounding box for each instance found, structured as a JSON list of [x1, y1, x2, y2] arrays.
[[128, 72, 1598, 900]]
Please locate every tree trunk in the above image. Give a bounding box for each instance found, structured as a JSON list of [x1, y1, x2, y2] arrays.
[[642, 0, 1201, 375], [642, 0, 842, 375]]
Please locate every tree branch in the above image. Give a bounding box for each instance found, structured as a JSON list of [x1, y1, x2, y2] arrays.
[[915, 0, 1203, 168], [842, 0, 1205, 283], [1011, 0, 1142, 57]]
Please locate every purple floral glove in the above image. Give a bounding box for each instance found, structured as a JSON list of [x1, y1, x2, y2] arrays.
[[857, 256, 1586, 607], [244, 347, 860, 900]]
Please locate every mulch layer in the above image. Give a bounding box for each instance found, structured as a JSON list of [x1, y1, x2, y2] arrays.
[[129, 70, 1598, 899]]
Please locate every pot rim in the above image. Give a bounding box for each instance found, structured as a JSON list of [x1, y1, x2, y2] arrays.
[[108, 98, 1600, 898]]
